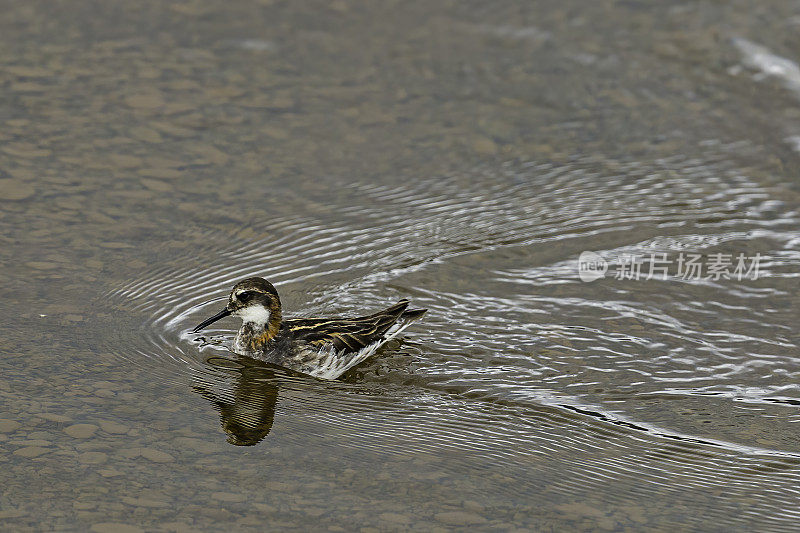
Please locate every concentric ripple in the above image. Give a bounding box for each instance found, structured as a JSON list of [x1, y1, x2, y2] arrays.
[[102, 149, 800, 528]]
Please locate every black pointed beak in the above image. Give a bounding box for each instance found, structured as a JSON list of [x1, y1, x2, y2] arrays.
[[193, 307, 232, 333]]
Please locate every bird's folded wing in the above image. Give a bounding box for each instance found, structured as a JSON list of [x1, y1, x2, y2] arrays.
[[285, 300, 410, 353]]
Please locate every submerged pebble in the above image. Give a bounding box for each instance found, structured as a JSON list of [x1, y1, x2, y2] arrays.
[[434, 511, 488, 526], [0, 419, 21, 433], [0, 179, 35, 200], [64, 424, 99, 439], [13, 446, 51, 458], [90, 523, 144, 533]]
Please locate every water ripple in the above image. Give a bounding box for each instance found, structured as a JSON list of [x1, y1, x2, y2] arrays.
[[100, 151, 800, 527]]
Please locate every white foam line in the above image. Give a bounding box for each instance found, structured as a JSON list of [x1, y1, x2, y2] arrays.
[[734, 37, 800, 97]]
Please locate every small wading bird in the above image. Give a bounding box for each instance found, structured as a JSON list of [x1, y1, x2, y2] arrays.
[[193, 277, 426, 380]]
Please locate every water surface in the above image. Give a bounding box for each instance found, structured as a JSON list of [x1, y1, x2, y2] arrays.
[[2, 0, 800, 531]]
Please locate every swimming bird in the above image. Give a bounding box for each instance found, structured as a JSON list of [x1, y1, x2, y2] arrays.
[[192, 277, 426, 379]]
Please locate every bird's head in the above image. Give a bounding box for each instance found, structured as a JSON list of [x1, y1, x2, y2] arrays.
[[193, 277, 282, 333]]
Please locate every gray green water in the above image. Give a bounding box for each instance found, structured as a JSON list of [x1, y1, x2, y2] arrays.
[[2, 0, 800, 531]]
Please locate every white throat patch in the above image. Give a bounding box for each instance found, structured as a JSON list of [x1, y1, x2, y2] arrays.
[[234, 305, 271, 326]]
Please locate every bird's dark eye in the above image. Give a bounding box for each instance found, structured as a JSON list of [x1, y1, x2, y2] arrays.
[[237, 291, 256, 302]]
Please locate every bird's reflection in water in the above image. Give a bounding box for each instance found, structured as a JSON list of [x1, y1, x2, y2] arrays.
[[192, 356, 282, 446]]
